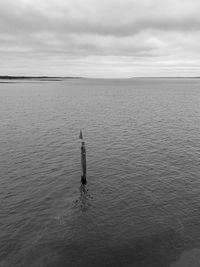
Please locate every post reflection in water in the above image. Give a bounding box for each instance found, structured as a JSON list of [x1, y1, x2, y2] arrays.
[[75, 184, 92, 212]]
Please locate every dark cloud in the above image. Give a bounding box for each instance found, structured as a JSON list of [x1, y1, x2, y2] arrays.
[[1, 2, 200, 36]]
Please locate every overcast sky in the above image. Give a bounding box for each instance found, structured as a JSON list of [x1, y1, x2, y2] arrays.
[[0, 0, 200, 77]]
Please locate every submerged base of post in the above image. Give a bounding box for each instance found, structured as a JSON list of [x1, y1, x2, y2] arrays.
[[81, 175, 87, 185]]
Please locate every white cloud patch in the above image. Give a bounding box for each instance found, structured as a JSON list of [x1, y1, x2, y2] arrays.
[[0, 0, 200, 77]]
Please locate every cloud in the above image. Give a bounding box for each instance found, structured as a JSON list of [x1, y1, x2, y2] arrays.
[[0, 0, 200, 77], [1, 0, 200, 36]]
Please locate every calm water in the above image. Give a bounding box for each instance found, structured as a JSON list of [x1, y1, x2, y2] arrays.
[[1, 78, 200, 267]]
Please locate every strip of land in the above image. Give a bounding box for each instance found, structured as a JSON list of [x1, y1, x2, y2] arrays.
[[0, 76, 81, 80]]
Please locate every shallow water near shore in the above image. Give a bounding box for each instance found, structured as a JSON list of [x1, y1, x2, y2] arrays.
[[1, 78, 200, 267]]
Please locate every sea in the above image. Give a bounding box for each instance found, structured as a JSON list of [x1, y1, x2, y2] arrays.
[[1, 78, 200, 267]]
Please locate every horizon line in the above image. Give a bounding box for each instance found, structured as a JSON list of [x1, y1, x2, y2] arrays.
[[1, 75, 200, 80]]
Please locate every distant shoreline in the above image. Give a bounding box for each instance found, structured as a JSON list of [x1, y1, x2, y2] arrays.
[[0, 76, 199, 80], [0, 76, 82, 80]]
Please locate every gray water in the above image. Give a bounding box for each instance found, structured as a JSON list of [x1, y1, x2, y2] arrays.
[[1, 78, 200, 267]]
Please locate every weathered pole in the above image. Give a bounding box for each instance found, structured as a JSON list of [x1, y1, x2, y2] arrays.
[[79, 130, 86, 184]]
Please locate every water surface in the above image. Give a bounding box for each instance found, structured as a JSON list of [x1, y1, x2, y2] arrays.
[[1, 78, 200, 266]]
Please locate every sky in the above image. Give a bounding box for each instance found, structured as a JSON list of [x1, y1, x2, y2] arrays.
[[0, 0, 200, 78]]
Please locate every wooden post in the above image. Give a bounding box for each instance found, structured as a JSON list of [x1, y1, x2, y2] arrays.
[[81, 141, 87, 184]]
